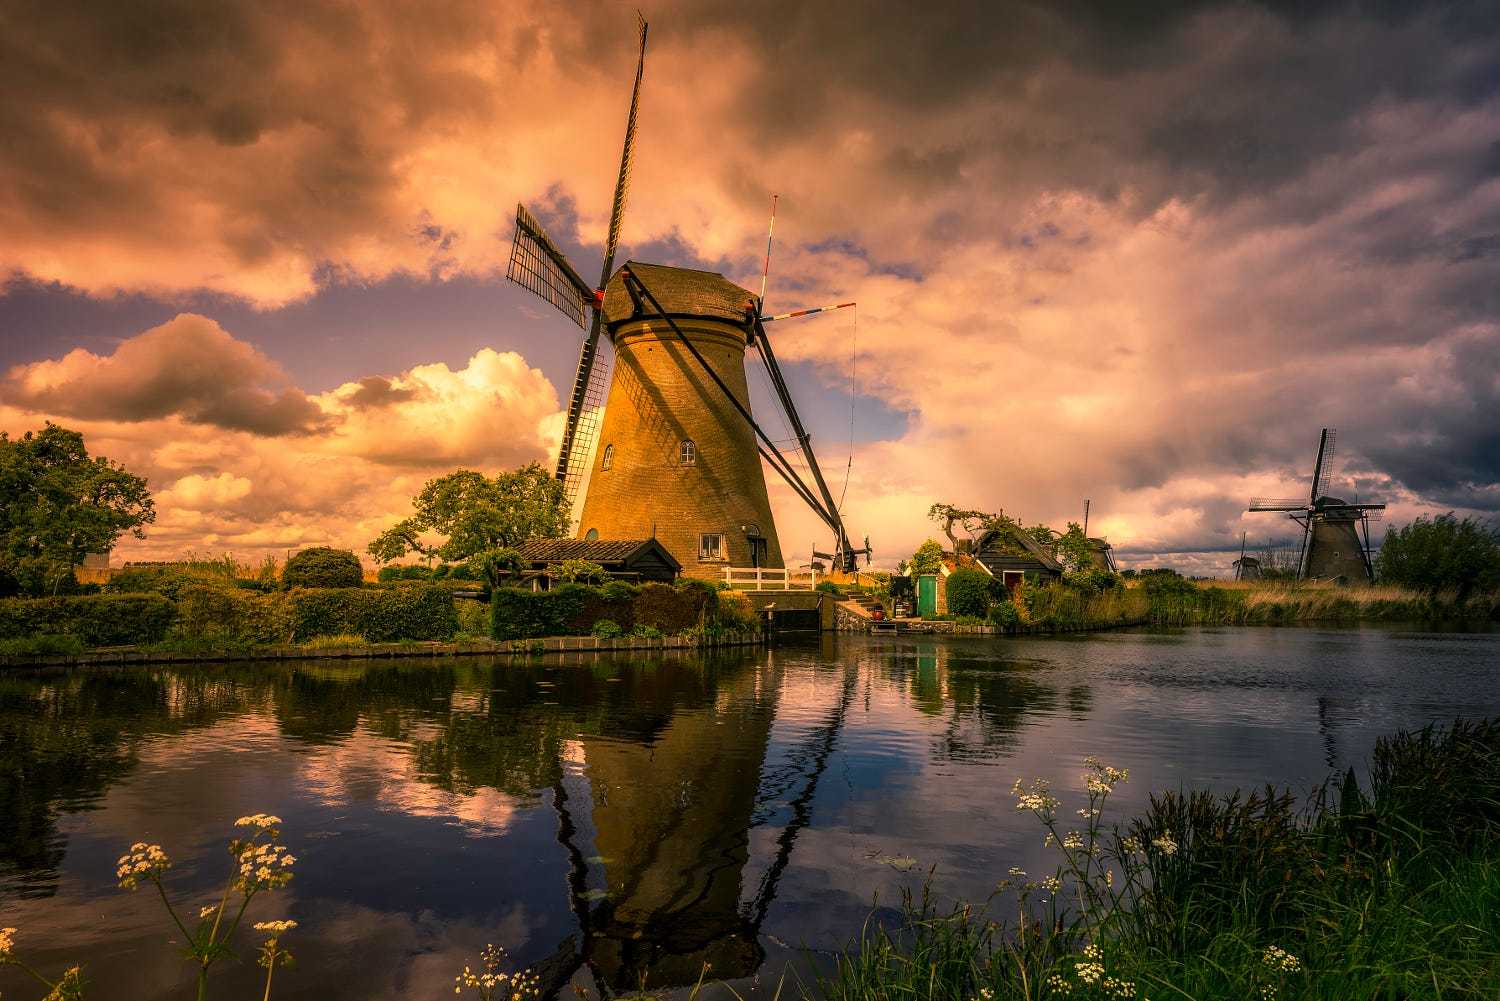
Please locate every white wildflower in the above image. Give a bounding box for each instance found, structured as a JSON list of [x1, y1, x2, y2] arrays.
[[116, 843, 171, 889], [0, 926, 15, 957], [1151, 834, 1179, 856]]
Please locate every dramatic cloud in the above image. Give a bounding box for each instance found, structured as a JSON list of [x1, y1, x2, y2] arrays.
[[2, 314, 327, 435], [1, 322, 561, 561], [1, 0, 1497, 570]]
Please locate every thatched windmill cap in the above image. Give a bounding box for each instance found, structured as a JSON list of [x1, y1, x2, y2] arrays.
[[602, 261, 756, 327]]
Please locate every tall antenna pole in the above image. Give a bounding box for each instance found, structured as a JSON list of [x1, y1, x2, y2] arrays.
[[758, 193, 778, 311], [1083, 499, 1090, 537]]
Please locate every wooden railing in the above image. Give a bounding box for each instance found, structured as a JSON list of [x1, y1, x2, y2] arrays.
[[722, 566, 816, 590]]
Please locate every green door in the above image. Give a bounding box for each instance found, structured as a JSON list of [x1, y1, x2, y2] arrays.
[[917, 575, 937, 618]]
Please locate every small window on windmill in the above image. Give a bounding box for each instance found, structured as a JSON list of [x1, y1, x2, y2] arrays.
[[699, 533, 724, 561], [680, 439, 697, 466], [602, 444, 614, 470], [584, 528, 599, 542]]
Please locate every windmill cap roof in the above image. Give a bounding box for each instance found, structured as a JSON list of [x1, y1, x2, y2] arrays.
[[602, 261, 756, 327]]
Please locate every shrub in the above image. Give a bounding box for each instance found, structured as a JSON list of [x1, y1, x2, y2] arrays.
[[0, 593, 176, 646], [0, 634, 87, 657], [717, 591, 758, 633], [600, 580, 640, 603], [945, 567, 991, 618], [108, 566, 209, 600], [455, 599, 489, 637], [988, 600, 1021, 628], [175, 585, 294, 645], [548, 559, 608, 584], [630, 624, 663, 639], [1378, 513, 1500, 598], [591, 619, 623, 639], [634, 581, 716, 633], [285, 584, 456, 642], [491, 588, 579, 640], [815, 580, 843, 596], [281, 547, 363, 589]]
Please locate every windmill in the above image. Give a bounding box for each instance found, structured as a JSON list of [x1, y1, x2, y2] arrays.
[[505, 15, 869, 576], [1247, 428, 1385, 583]]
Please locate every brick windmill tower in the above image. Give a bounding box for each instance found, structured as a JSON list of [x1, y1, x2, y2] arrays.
[[506, 16, 867, 580]]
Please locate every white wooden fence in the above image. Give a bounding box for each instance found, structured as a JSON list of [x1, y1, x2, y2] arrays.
[[722, 566, 816, 590]]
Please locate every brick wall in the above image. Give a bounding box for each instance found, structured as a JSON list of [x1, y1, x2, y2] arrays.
[[576, 316, 785, 581]]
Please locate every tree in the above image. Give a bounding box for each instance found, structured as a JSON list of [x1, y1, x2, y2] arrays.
[[908, 539, 946, 576], [368, 464, 567, 567], [1054, 521, 1094, 575], [0, 423, 155, 595], [927, 503, 994, 554], [1376, 514, 1500, 599]]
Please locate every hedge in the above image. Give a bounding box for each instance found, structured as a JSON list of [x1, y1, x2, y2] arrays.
[[175, 584, 458, 644], [0, 593, 177, 646], [491, 580, 719, 640], [282, 547, 364, 589], [945, 567, 992, 618]]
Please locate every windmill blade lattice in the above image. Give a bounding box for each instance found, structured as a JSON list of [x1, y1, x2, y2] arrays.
[[507, 203, 593, 329]]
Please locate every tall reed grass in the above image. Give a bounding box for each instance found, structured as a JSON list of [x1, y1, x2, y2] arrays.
[[1143, 579, 1500, 627], [816, 718, 1500, 1000]]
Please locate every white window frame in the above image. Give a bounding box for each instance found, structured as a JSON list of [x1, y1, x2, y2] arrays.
[[680, 439, 697, 466], [601, 443, 614, 470], [699, 532, 724, 561]]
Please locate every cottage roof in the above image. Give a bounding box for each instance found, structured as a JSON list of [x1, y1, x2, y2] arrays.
[[516, 538, 682, 571], [601, 262, 756, 327], [975, 526, 1065, 574]]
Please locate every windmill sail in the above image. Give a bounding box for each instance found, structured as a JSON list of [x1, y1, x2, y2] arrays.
[[1311, 428, 1336, 500], [507, 203, 593, 329]]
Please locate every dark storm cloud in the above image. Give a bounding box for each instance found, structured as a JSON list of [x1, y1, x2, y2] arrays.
[[345, 376, 418, 409]]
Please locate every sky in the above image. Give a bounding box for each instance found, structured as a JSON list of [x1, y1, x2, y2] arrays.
[[1, 0, 1498, 574]]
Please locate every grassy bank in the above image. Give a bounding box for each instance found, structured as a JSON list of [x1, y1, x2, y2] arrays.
[[817, 718, 1500, 1001], [1143, 578, 1500, 627]]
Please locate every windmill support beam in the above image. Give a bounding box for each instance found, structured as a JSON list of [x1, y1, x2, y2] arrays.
[[750, 316, 858, 568], [621, 269, 843, 540]]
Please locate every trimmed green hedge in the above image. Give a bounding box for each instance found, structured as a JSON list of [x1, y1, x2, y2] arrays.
[[491, 580, 719, 640], [0, 593, 177, 646], [282, 547, 363, 589], [175, 584, 458, 644], [945, 568, 991, 618]]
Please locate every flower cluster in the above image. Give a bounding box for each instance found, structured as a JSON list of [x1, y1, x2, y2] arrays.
[[1262, 945, 1302, 973], [116, 843, 172, 890], [1011, 778, 1060, 814], [0, 926, 15, 958], [255, 919, 297, 971], [235, 841, 296, 891], [1083, 757, 1129, 795], [1151, 834, 1179, 857], [453, 945, 541, 1001], [254, 920, 298, 937], [235, 814, 282, 831], [1046, 972, 1072, 995]]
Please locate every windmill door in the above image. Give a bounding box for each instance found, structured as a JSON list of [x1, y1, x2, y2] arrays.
[[917, 575, 938, 618]]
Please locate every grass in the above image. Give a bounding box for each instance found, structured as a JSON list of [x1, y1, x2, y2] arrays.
[[1141, 578, 1500, 627], [0, 634, 86, 657], [816, 718, 1500, 1001]]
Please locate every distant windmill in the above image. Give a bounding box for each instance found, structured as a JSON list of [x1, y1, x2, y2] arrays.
[[505, 15, 868, 575], [1247, 428, 1385, 584], [1232, 531, 1262, 581]]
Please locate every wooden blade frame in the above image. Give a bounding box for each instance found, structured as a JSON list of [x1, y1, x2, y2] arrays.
[[507, 203, 593, 329]]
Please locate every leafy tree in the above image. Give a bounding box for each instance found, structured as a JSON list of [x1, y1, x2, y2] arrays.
[[927, 504, 994, 553], [282, 547, 363, 589], [465, 547, 525, 589], [1054, 521, 1094, 575], [1377, 514, 1500, 599], [908, 539, 946, 576], [0, 423, 155, 595], [368, 464, 567, 567]]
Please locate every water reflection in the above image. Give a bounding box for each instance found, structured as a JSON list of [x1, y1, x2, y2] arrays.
[[1, 628, 1498, 1001]]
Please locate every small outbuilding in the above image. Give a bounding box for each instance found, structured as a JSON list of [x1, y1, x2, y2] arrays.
[[515, 538, 681, 586], [972, 527, 1064, 594]]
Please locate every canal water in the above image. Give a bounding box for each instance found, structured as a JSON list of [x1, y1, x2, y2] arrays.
[[1, 627, 1496, 1000]]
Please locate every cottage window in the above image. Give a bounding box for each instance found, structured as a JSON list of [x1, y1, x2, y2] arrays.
[[602, 444, 614, 470], [699, 533, 724, 561], [680, 439, 697, 466]]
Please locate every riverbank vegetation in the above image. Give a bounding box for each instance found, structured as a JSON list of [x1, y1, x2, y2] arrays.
[[1140, 572, 1500, 626], [819, 716, 1500, 1000], [490, 579, 757, 641]]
